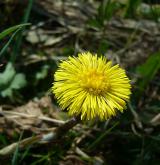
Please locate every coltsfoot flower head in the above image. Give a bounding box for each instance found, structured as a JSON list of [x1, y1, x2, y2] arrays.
[[52, 52, 131, 120]]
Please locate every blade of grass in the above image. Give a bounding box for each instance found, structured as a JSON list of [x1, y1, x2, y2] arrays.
[[87, 121, 119, 150], [11, 131, 24, 165], [0, 28, 22, 58], [19, 145, 31, 163], [11, 0, 33, 63], [0, 24, 31, 59], [124, 0, 142, 18], [0, 23, 30, 40], [31, 154, 50, 165]]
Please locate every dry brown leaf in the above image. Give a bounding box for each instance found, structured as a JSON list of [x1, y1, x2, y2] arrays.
[[150, 113, 160, 126], [0, 96, 64, 136]]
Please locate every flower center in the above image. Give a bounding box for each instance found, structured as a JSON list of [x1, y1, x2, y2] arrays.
[[79, 69, 110, 95]]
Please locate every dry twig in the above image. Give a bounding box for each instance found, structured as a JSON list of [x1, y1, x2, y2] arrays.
[[0, 116, 80, 156]]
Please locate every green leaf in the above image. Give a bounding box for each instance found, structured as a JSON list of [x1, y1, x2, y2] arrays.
[[1, 88, 13, 98], [136, 52, 160, 93], [36, 65, 49, 80], [0, 134, 7, 145], [88, 19, 102, 29], [0, 63, 15, 87], [0, 63, 27, 99], [0, 23, 30, 40], [10, 73, 27, 89]]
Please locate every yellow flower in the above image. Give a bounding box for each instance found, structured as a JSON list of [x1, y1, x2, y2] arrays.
[[52, 52, 131, 120]]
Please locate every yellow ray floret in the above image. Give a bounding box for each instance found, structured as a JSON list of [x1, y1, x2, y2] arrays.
[[52, 52, 131, 120]]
